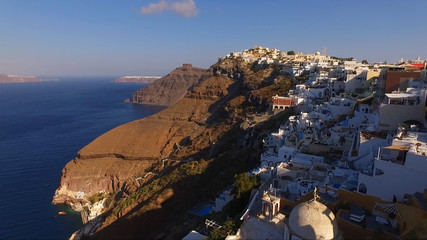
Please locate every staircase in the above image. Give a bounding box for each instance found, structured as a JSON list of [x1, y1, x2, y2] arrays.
[[403, 190, 427, 211]]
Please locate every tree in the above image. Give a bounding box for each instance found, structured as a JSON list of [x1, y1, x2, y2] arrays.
[[234, 172, 258, 199], [210, 221, 236, 240], [362, 60, 368, 64], [287, 50, 295, 55]]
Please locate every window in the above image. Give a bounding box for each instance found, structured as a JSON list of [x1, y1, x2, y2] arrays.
[[375, 168, 384, 176], [358, 183, 367, 194]]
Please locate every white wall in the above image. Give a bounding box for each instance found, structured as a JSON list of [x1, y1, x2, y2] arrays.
[[379, 104, 425, 131], [358, 157, 427, 201]]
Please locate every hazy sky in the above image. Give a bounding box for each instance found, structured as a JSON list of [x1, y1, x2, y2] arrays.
[[1, 0, 426, 77]]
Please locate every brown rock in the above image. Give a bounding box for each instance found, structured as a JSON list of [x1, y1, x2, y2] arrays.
[[53, 76, 234, 205], [113, 76, 160, 83], [131, 64, 210, 106], [54, 58, 295, 238]]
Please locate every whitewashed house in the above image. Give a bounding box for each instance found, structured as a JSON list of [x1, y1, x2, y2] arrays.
[[358, 130, 427, 202], [379, 88, 426, 132]]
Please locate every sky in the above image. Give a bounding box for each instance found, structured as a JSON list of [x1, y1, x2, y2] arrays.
[[0, 0, 426, 77]]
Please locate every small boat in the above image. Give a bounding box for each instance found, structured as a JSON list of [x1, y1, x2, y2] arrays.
[[58, 211, 66, 215]]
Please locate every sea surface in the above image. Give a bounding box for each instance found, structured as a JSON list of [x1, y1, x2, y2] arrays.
[[0, 78, 165, 239]]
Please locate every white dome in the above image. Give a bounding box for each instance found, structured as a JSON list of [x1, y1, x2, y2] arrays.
[[288, 200, 339, 240]]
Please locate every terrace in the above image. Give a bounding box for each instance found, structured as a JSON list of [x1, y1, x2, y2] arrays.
[[377, 146, 408, 165], [337, 203, 400, 238], [317, 187, 340, 204]]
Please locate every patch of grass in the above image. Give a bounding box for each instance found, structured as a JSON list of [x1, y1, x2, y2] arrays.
[[104, 192, 115, 208], [88, 192, 105, 205]]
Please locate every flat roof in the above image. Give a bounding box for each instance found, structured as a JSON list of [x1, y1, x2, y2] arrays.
[[386, 93, 418, 98], [384, 145, 411, 151]]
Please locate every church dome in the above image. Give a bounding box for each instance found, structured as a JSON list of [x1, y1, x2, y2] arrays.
[[288, 200, 339, 240]]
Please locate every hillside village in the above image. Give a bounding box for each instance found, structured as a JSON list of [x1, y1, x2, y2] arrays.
[[184, 47, 427, 240]]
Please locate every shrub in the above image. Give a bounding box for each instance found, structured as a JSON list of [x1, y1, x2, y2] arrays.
[[88, 192, 105, 205], [103, 192, 115, 208], [234, 172, 259, 199], [210, 221, 236, 240]]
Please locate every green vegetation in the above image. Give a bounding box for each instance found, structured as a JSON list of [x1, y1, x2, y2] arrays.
[[243, 105, 255, 114], [287, 50, 295, 55], [205, 172, 259, 239], [88, 192, 105, 205], [234, 172, 258, 199], [104, 192, 115, 208], [330, 56, 354, 61], [362, 59, 368, 64], [210, 221, 236, 240]]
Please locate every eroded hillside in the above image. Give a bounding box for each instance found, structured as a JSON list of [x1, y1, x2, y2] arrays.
[[131, 64, 209, 106], [53, 58, 295, 239]]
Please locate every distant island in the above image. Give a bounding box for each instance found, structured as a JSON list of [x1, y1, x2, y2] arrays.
[[113, 76, 161, 83], [0, 74, 41, 83]]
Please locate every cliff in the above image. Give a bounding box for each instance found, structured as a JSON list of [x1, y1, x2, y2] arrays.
[[113, 76, 161, 83], [0, 74, 41, 83], [53, 57, 295, 239], [131, 64, 209, 106], [53, 75, 233, 205]]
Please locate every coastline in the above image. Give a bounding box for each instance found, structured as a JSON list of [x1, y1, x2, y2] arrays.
[[0, 78, 165, 239]]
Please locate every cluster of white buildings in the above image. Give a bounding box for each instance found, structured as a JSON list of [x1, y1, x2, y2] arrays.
[[219, 46, 334, 70], [235, 53, 427, 239], [259, 55, 427, 201], [184, 49, 427, 240]]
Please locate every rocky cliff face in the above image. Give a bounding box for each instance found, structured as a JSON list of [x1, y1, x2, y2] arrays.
[[53, 75, 233, 204], [0, 74, 41, 83], [131, 64, 209, 106], [53, 58, 295, 239], [113, 76, 160, 83]]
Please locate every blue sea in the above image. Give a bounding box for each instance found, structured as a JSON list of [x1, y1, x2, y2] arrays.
[[0, 78, 165, 240]]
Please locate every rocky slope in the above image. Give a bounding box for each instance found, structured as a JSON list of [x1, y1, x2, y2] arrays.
[[53, 57, 295, 239], [131, 64, 209, 106], [113, 76, 160, 83], [0, 74, 41, 83]]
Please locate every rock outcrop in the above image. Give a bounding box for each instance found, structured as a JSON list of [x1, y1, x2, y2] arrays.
[[113, 76, 160, 83], [131, 64, 210, 106], [52, 157, 156, 206], [53, 75, 233, 206], [0, 74, 41, 83], [53, 57, 295, 239]]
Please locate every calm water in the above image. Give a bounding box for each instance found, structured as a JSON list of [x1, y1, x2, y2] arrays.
[[0, 78, 165, 239]]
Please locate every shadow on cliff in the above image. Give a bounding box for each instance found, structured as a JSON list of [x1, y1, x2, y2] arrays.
[[91, 70, 295, 239], [92, 133, 253, 239], [91, 108, 294, 240]]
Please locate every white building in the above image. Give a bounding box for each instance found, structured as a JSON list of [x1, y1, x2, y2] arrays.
[[346, 104, 378, 131], [214, 186, 235, 212], [379, 88, 426, 132], [358, 130, 427, 201], [324, 97, 356, 120], [344, 70, 367, 92]]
